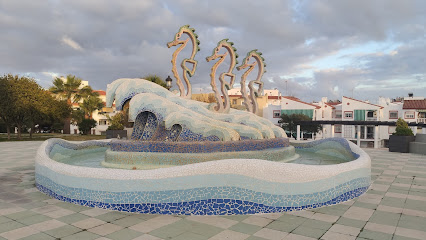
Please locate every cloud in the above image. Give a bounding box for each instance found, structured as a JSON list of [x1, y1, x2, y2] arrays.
[[61, 36, 84, 51]]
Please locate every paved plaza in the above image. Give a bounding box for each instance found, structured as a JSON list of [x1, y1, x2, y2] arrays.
[[0, 141, 425, 240]]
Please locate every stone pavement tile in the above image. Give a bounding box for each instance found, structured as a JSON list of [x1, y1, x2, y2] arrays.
[[287, 210, 315, 218], [328, 224, 360, 236], [292, 226, 327, 239], [342, 206, 374, 221], [19, 232, 55, 240], [186, 221, 223, 238], [223, 215, 249, 221], [129, 215, 181, 233], [28, 219, 66, 232], [106, 228, 144, 240], [352, 201, 378, 210], [62, 230, 101, 240], [0, 226, 39, 240], [148, 224, 188, 239], [88, 223, 123, 236], [80, 208, 112, 217], [405, 199, 426, 212], [57, 213, 90, 224], [397, 215, 426, 232], [171, 232, 207, 240], [229, 222, 263, 235], [42, 208, 74, 218], [366, 221, 397, 235], [358, 229, 393, 240], [357, 193, 383, 205], [300, 219, 332, 230], [242, 216, 273, 227], [186, 215, 238, 229], [209, 229, 250, 240], [39, 224, 82, 238], [132, 234, 163, 240], [257, 213, 282, 220], [111, 215, 145, 227], [55, 202, 92, 212], [0, 207, 25, 216], [402, 208, 426, 218], [95, 212, 128, 223], [310, 213, 339, 223], [376, 205, 403, 214], [321, 231, 356, 240], [283, 233, 317, 240], [277, 214, 308, 225], [368, 211, 400, 226], [392, 235, 423, 240], [72, 217, 106, 229], [380, 196, 406, 208], [4, 210, 37, 220], [14, 213, 51, 225], [266, 219, 301, 232], [395, 227, 426, 240], [370, 183, 390, 192], [336, 217, 367, 229], [94, 237, 112, 240], [246, 236, 269, 240], [31, 205, 62, 214], [253, 228, 288, 240], [0, 217, 12, 225], [0, 221, 25, 233]]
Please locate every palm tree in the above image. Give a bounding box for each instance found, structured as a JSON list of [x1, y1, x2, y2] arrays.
[[49, 74, 96, 133], [143, 75, 168, 88], [80, 94, 104, 119]]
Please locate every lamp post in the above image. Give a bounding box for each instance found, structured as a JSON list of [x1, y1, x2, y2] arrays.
[[165, 76, 172, 90]]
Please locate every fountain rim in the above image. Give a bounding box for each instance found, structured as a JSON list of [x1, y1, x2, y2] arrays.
[[37, 138, 371, 183]]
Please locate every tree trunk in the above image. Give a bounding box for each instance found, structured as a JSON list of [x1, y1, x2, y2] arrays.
[[17, 123, 21, 140], [6, 126, 10, 140], [29, 125, 34, 139]]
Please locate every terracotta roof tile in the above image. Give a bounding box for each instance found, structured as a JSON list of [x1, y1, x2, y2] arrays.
[[403, 100, 426, 109], [282, 96, 321, 109], [343, 96, 384, 109]]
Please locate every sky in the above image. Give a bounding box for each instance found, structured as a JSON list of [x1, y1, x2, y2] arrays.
[[1, 0, 425, 103]]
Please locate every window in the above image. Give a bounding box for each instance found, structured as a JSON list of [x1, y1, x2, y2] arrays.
[[405, 111, 415, 119], [344, 111, 353, 119], [232, 99, 237, 105], [335, 110, 342, 118], [334, 125, 342, 133], [99, 120, 107, 125], [367, 111, 374, 118], [389, 111, 398, 119], [273, 110, 281, 118]]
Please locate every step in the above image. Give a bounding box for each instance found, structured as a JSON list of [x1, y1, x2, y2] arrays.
[[415, 134, 426, 143], [409, 142, 426, 155]]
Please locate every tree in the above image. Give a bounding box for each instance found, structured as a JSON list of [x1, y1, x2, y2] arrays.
[[142, 75, 167, 88], [106, 112, 125, 130], [0, 74, 16, 139], [78, 119, 97, 135], [80, 95, 104, 119], [279, 113, 322, 139], [393, 118, 414, 136]]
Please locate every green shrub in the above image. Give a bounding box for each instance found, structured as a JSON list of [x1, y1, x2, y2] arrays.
[[78, 119, 97, 135], [107, 112, 125, 130], [393, 118, 414, 136]]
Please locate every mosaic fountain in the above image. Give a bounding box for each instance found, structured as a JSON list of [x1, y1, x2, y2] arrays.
[[35, 25, 371, 215]]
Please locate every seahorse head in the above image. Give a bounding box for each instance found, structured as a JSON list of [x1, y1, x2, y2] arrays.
[[167, 25, 200, 53], [206, 39, 238, 64], [236, 49, 266, 72]]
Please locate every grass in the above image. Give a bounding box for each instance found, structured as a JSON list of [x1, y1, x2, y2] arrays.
[[0, 133, 106, 142]]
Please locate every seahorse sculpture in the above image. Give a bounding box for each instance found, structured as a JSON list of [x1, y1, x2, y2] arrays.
[[206, 39, 238, 113], [236, 50, 266, 115], [167, 25, 200, 99]]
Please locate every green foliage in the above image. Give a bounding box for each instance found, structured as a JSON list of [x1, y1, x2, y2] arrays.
[[49, 75, 83, 103], [106, 112, 125, 130], [78, 119, 97, 135], [393, 118, 414, 136], [143, 75, 167, 88], [80, 95, 104, 119], [279, 113, 322, 138]]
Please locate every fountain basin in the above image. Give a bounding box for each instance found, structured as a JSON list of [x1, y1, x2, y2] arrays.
[[36, 138, 370, 215]]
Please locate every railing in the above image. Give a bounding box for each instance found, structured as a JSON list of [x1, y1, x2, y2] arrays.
[[366, 117, 378, 121], [417, 118, 426, 124]]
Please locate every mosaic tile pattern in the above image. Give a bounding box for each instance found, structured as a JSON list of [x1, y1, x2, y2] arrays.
[[36, 138, 371, 215], [110, 137, 289, 153]]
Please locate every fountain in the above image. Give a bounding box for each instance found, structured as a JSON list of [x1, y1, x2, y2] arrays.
[[35, 25, 371, 215]]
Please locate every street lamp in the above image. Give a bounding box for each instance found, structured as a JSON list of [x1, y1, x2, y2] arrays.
[[165, 76, 172, 90]]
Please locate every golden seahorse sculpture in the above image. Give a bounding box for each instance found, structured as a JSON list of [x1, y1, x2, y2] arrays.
[[236, 50, 266, 115], [206, 39, 238, 113], [167, 25, 200, 99]]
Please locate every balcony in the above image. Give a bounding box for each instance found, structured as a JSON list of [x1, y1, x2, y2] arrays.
[[366, 117, 378, 121], [417, 118, 426, 124]]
